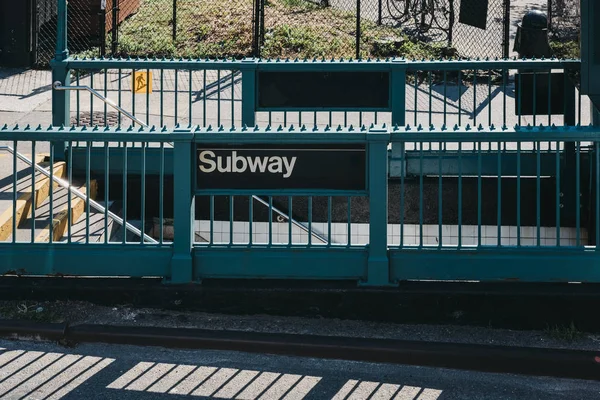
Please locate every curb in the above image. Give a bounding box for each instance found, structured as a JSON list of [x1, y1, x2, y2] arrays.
[[1, 320, 600, 381]]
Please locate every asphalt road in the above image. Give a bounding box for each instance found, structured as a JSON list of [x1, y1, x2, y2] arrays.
[[0, 339, 599, 400]]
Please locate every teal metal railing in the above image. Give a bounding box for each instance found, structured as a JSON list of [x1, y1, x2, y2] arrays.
[[53, 58, 585, 132], [0, 124, 598, 284]]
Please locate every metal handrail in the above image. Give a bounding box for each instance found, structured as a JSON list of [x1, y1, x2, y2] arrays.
[[53, 81, 149, 128], [251, 196, 330, 244], [0, 145, 158, 244]]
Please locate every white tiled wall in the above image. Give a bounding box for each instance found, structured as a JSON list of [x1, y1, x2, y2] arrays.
[[194, 221, 589, 247]]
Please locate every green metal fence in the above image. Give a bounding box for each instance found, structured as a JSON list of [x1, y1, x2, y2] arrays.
[[0, 124, 598, 284]]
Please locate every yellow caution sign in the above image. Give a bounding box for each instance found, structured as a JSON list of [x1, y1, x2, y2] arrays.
[[132, 71, 152, 94]]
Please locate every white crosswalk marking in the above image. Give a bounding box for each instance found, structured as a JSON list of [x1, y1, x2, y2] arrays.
[[147, 364, 197, 393], [416, 389, 442, 400], [22, 356, 114, 400], [331, 380, 359, 400], [235, 372, 281, 400], [0, 352, 63, 396], [1, 354, 81, 400], [0, 351, 44, 379], [347, 381, 380, 400], [125, 363, 177, 391], [192, 368, 239, 397], [214, 370, 260, 399], [0, 351, 25, 369], [169, 366, 217, 395], [44, 358, 114, 400], [258, 374, 301, 400], [281, 376, 321, 400], [370, 384, 401, 400], [107, 362, 155, 389], [394, 386, 422, 400]]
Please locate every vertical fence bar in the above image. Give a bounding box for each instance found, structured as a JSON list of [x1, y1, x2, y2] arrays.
[[229, 195, 234, 244], [438, 142, 443, 247], [288, 196, 293, 245], [497, 141, 502, 245], [175, 69, 179, 125], [400, 142, 405, 247], [355, 0, 361, 59], [160, 143, 165, 244], [249, 196, 253, 245], [477, 142, 482, 246], [160, 69, 164, 126], [122, 142, 127, 244], [537, 141, 541, 246], [268, 197, 273, 246], [86, 142, 91, 244], [419, 143, 423, 247], [217, 70, 221, 126], [458, 141, 462, 247], [189, 70, 193, 127], [210, 196, 214, 244], [52, 0, 70, 161], [90, 72, 95, 127], [49, 145, 54, 244], [146, 69, 150, 125], [104, 142, 109, 244], [30, 141, 36, 243], [347, 197, 352, 246], [104, 70, 108, 126], [11, 141, 17, 243], [327, 196, 332, 246], [364, 129, 389, 286], [131, 69, 135, 126], [172, 0, 177, 41], [576, 142, 581, 246], [556, 140, 561, 246], [308, 197, 312, 246], [118, 69, 122, 125], [141, 142, 146, 244], [517, 142, 521, 246], [68, 142, 73, 242], [596, 142, 599, 251]]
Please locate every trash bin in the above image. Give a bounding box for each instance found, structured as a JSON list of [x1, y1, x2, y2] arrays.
[[0, 0, 36, 67], [513, 10, 553, 59]]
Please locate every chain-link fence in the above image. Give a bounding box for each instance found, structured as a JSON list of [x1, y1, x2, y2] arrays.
[[34, 0, 510, 66], [547, 0, 580, 58], [34, 0, 105, 67]]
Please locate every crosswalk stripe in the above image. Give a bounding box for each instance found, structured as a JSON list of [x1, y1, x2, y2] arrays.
[[125, 363, 177, 391], [281, 376, 321, 400], [0, 351, 44, 381], [1, 354, 81, 400], [394, 386, 422, 400], [235, 372, 281, 400], [23, 356, 112, 400], [192, 368, 239, 397], [0, 351, 25, 369], [367, 383, 400, 400], [0, 352, 63, 396], [147, 364, 197, 393], [347, 381, 380, 400], [258, 374, 302, 400], [214, 370, 260, 399], [169, 366, 217, 395], [416, 389, 442, 400], [44, 357, 114, 400], [331, 380, 359, 400], [107, 362, 155, 389]]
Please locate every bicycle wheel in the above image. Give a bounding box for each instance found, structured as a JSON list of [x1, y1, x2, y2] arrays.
[[386, 0, 411, 23]]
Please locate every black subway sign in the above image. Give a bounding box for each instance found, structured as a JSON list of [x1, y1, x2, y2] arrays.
[[196, 144, 366, 191]]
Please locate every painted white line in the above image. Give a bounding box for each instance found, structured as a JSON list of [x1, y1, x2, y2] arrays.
[[394, 386, 422, 400], [214, 370, 260, 399], [0, 351, 25, 369], [192, 368, 239, 397], [1, 354, 81, 400], [416, 389, 443, 400], [125, 363, 176, 391], [44, 357, 114, 400], [169, 366, 217, 395], [235, 372, 281, 400], [258, 374, 302, 400], [23, 356, 108, 400], [0, 353, 63, 396], [331, 380, 359, 400], [0, 351, 44, 380], [106, 361, 154, 389], [347, 381, 380, 400], [370, 384, 401, 400], [147, 364, 197, 393], [281, 376, 321, 400]]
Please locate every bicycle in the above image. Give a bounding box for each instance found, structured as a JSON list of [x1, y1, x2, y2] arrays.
[[386, 0, 453, 36]]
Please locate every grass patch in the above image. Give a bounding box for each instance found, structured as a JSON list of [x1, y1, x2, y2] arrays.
[[0, 301, 60, 323], [545, 321, 584, 342], [550, 40, 580, 59], [78, 0, 448, 60]]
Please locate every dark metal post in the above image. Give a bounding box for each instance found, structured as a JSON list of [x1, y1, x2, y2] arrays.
[[503, 0, 511, 58], [449, 0, 455, 46], [378, 0, 382, 25], [356, 0, 361, 59], [253, 0, 261, 57], [260, 0, 265, 45], [172, 0, 177, 42], [111, 0, 120, 56], [100, 7, 106, 57], [51, 0, 69, 160]]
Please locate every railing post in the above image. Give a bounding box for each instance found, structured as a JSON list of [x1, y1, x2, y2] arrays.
[[363, 127, 391, 286], [241, 58, 258, 128], [170, 130, 195, 284], [51, 0, 70, 161], [390, 59, 406, 178]]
